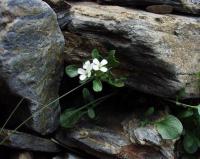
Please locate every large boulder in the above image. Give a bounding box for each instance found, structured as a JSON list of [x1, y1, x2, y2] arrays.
[[97, 0, 200, 15], [63, 2, 200, 98], [0, 0, 65, 134]]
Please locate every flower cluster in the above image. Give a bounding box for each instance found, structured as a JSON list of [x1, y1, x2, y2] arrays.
[[77, 58, 108, 81]]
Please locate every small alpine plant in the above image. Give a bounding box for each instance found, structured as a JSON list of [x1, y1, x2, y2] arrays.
[[59, 49, 126, 129], [65, 49, 125, 92]]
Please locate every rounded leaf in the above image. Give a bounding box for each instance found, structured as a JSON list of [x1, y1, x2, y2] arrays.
[[92, 49, 100, 59], [93, 79, 103, 92], [108, 78, 125, 87], [107, 50, 119, 68], [197, 105, 200, 115], [155, 115, 183, 140], [65, 65, 78, 78], [183, 133, 199, 154], [179, 109, 193, 118], [88, 108, 95, 119]]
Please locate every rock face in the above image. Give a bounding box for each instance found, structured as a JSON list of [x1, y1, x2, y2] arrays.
[[97, 0, 200, 15], [55, 108, 171, 159], [0, 129, 60, 152], [122, 114, 177, 159], [63, 2, 200, 98], [56, 124, 166, 159], [0, 0, 65, 134]]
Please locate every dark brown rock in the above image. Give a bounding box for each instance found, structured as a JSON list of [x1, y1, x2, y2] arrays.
[[97, 0, 200, 15], [146, 5, 173, 14]]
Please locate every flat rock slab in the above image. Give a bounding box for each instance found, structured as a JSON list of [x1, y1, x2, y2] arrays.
[[0, 129, 60, 152], [55, 125, 166, 159], [63, 2, 200, 98], [0, 0, 65, 134]]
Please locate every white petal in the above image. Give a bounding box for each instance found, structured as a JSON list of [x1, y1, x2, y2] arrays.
[[93, 65, 99, 71], [100, 67, 108, 72], [79, 74, 86, 81], [100, 59, 108, 66], [83, 61, 91, 69], [93, 58, 100, 65], [78, 68, 85, 75], [87, 71, 91, 77], [88, 63, 93, 71]]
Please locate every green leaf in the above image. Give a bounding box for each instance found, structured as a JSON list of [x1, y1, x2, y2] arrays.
[[88, 108, 95, 119], [92, 49, 100, 59], [108, 78, 125, 87], [183, 133, 199, 154], [60, 108, 86, 128], [65, 65, 78, 78], [179, 109, 194, 118], [82, 88, 93, 102], [155, 115, 183, 140], [93, 79, 103, 92], [145, 107, 155, 117], [197, 105, 200, 115], [82, 88, 90, 99], [107, 50, 119, 68]]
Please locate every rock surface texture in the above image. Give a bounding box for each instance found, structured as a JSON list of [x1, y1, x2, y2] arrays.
[[97, 0, 200, 15], [122, 114, 176, 159], [63, 2, 200, 98], [55, 109, 170, 159], [0, 129, 60, 152], [56, 124, 166, 159], [0, 0, 65, 134]]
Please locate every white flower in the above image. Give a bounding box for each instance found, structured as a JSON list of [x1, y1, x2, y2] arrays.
[[78, 61, 93, 81], [92, 58, 108, 72]]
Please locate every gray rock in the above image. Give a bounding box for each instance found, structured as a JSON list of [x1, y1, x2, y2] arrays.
[[56, 125, 131, 158], [63, 2, 200, 98], [122, 114, 177, 159], [0, 129, 60, 152], [0, 0, 65, 134], [55, 122, 166, 159], [97, 0, 200, 15]]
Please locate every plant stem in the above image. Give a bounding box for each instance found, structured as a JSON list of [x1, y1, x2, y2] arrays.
[[166, 99, 198, 109], [75, 93, 113, 112], [0, 81, 89, 145], [0, 98, 24, 134]]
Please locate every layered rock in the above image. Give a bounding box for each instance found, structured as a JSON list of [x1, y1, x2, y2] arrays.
[[97, 0, 200, 15], [56, 124, 166, 159], [0, 129, 60, 152], [0, 0, 65, 134], [55, 108, 174, 158], [63, 2, 200, 98], [122, 114, 177, 159]]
